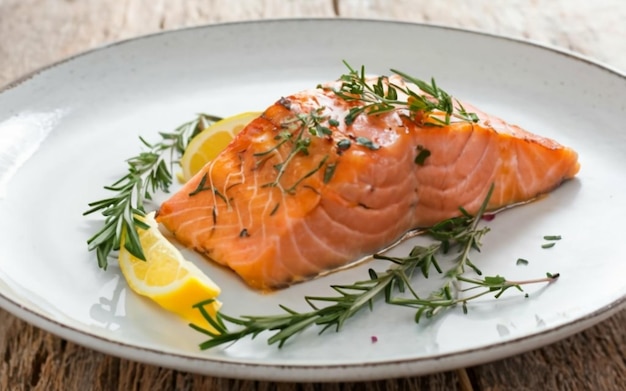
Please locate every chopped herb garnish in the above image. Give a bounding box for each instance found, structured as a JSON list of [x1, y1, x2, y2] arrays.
[[336, 139, 351, 150], [516, 258, 529, 266], [324, 162, 337, 184], [414, 145, 431, 165], [355, 136, 380, 150], [270, 202, 280, 216], [311, 124, 332, 137], [542, 242, 556, 249], [543, 235, 562, 241]]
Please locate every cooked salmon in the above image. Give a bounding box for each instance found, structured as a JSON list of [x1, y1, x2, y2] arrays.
[[156, 75, 579, 290]]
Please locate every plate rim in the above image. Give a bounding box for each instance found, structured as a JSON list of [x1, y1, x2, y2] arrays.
[[0, 290, 623, 381], [1, 17, 624, 94], [0, 18, 625, 381]]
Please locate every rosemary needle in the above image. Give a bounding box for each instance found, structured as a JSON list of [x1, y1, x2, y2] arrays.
[[83, 113, 221, 269]]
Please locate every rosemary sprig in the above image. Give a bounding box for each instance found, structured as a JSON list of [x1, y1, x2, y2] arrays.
[[83, 113, 221, 269], [332, 61, 479, 126], [190, 185, 559, 349]]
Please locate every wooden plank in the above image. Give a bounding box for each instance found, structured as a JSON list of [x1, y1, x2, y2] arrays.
[[0, 0, 336, 86], [0, 309, 460, 390], [471, 311, 626, 390]]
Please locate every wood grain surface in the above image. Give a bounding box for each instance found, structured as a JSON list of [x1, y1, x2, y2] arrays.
[[1, 1, 625, 390]]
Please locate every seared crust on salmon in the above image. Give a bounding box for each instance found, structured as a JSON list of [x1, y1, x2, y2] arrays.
[[156, 75, 579, 290]]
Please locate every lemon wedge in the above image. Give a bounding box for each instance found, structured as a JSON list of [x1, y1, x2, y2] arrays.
[[179, 111, 261, 182], [118, 212, 221, 327]]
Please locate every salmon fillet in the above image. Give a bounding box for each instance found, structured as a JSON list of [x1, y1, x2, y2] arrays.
[[156, 75, 579, 290]]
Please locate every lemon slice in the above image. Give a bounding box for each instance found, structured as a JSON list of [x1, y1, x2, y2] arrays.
[[179, 111, 261, 182], [118, 212, 221, 328]]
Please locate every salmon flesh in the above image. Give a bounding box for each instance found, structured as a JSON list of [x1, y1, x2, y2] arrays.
[[156, 75, 579, 290]]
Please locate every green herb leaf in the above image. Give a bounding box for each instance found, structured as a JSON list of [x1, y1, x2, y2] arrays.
[[355, 136, 380, 150], [324, 162, 337, 184], [414, 145, 431, 165], [336, 139, 351, 150]]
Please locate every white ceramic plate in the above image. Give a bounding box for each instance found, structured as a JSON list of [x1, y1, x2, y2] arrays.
[[0, 19, 624, 382]]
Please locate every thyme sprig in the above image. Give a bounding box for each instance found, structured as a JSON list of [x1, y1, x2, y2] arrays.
[[83, 113, 221, 269], [332, 61, 479, 126], [258, 108, 336, 193], [191, 185, 559, 349]]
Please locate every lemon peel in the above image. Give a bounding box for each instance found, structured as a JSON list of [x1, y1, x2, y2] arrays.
[[179, 111, 261, 182], [118, 212, 221, 328]]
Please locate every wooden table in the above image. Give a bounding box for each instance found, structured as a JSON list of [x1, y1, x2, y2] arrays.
[[1, 1, 624, 390]]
